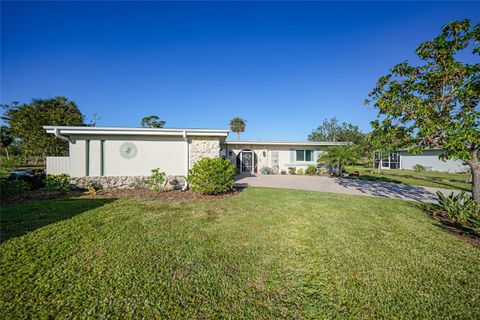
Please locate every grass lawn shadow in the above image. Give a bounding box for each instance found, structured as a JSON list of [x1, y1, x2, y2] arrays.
[[1, 197, 117, 243]]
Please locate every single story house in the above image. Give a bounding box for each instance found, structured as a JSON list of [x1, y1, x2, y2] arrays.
[[44, 126, 469, 186], [44, 126, 344, 178]]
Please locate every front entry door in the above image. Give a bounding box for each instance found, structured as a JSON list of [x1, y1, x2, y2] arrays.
[[271, 151, 279, 174], [241, 151, 253, 173]]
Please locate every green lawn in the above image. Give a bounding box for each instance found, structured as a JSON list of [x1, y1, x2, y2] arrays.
[[1, 188, 479, 319], [346, 165, 471, 191]]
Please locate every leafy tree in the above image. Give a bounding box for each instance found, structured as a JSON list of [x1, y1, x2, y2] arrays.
[[2, 97, 84, 160], [141, 115, 165, 128], [229, 117, 247, 140], [365, 19, 480, 202], [318, 145, 360, 175], [0, 125, 14, 159], [309, 117, 365, 144], [0, 155, 23, 173]]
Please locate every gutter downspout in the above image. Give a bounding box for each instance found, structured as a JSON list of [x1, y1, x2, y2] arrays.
[[54, 128, 70, 142], [182, 130, 189, 191]]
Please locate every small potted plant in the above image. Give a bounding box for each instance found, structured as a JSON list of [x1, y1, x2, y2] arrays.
[[262, 167, 270, 175]]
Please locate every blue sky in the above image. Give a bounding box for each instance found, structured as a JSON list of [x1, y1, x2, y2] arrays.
[[1, 1, 478, 140]]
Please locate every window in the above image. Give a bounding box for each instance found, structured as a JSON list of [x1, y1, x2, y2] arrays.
[[306, 150, 313, 161], [390, 152, 400, 169], [296, 150, 314, 162], [296, 150, 304, 161], [374, 151, 401, 169]]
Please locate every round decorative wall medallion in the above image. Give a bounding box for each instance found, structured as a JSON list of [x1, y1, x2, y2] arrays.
[[119, 142, 138, 159]]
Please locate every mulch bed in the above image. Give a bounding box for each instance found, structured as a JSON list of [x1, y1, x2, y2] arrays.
[[2, 188, 243, 205], [425, 208, 480, 248], [83, 188, 242, 201]]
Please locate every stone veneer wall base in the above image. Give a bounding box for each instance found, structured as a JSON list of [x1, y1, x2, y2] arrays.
[[70, 175, 187, 191]]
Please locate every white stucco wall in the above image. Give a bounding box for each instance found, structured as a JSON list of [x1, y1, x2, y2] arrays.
[[69, 140, 87, 177], [104, 138, 186, 176], [68, 135, 188, 177], [399, 150, 469, 173]]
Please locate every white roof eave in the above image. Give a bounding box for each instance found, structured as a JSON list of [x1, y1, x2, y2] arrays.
[[43, 126, 230, 137], [223, 140, 350, 146]]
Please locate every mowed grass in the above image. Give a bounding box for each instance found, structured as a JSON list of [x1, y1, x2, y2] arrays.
[[346, 165, 471, 191], [1, 188, 479, 319]]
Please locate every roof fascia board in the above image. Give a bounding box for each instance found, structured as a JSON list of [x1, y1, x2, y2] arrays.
[[223, 141, 350, 146], [44, 126, 229, 137]]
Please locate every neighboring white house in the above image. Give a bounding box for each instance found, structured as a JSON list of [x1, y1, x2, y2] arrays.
[[374, 150, 469, 173], [44, 126, 469, 181]]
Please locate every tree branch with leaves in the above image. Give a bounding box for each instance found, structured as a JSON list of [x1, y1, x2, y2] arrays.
[[141, 115, 165, 128], [365, 19, 480, 202], [2, 97, 85, 162]]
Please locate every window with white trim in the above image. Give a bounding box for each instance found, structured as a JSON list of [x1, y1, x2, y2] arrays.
[[296, 150, 313, 162]]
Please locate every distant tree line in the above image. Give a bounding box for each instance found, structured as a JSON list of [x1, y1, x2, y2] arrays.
[[0, 97, 174, 167], [308, 117, 365, 145], [1, 97, 85, 163]]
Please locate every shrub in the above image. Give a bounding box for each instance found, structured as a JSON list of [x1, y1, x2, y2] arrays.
[[297, 168, 304, 175], [413, 164, 426, 173], [45, 174, 71, 193], [436, 191, 479, 225], [288, 167, 296, 175], [9, 171, 46, 190], [0, 156, 23, 173], [305, 165, 317, 175], [83, 185, 99, 196], [188, 157, 236, 195], [148, 168, 166, 192], [0, 179, 30, 197]]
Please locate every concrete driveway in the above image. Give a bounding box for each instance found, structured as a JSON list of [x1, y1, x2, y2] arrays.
[[235, 174, 463, 203]]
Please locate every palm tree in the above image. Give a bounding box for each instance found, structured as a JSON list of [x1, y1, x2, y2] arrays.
[[229, 117, 247, 140], [319, 145, 359, 175]]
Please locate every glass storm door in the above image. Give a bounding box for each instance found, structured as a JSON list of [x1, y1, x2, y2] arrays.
[[271, 151, 279, 173], [241, 152, 253, 173]]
